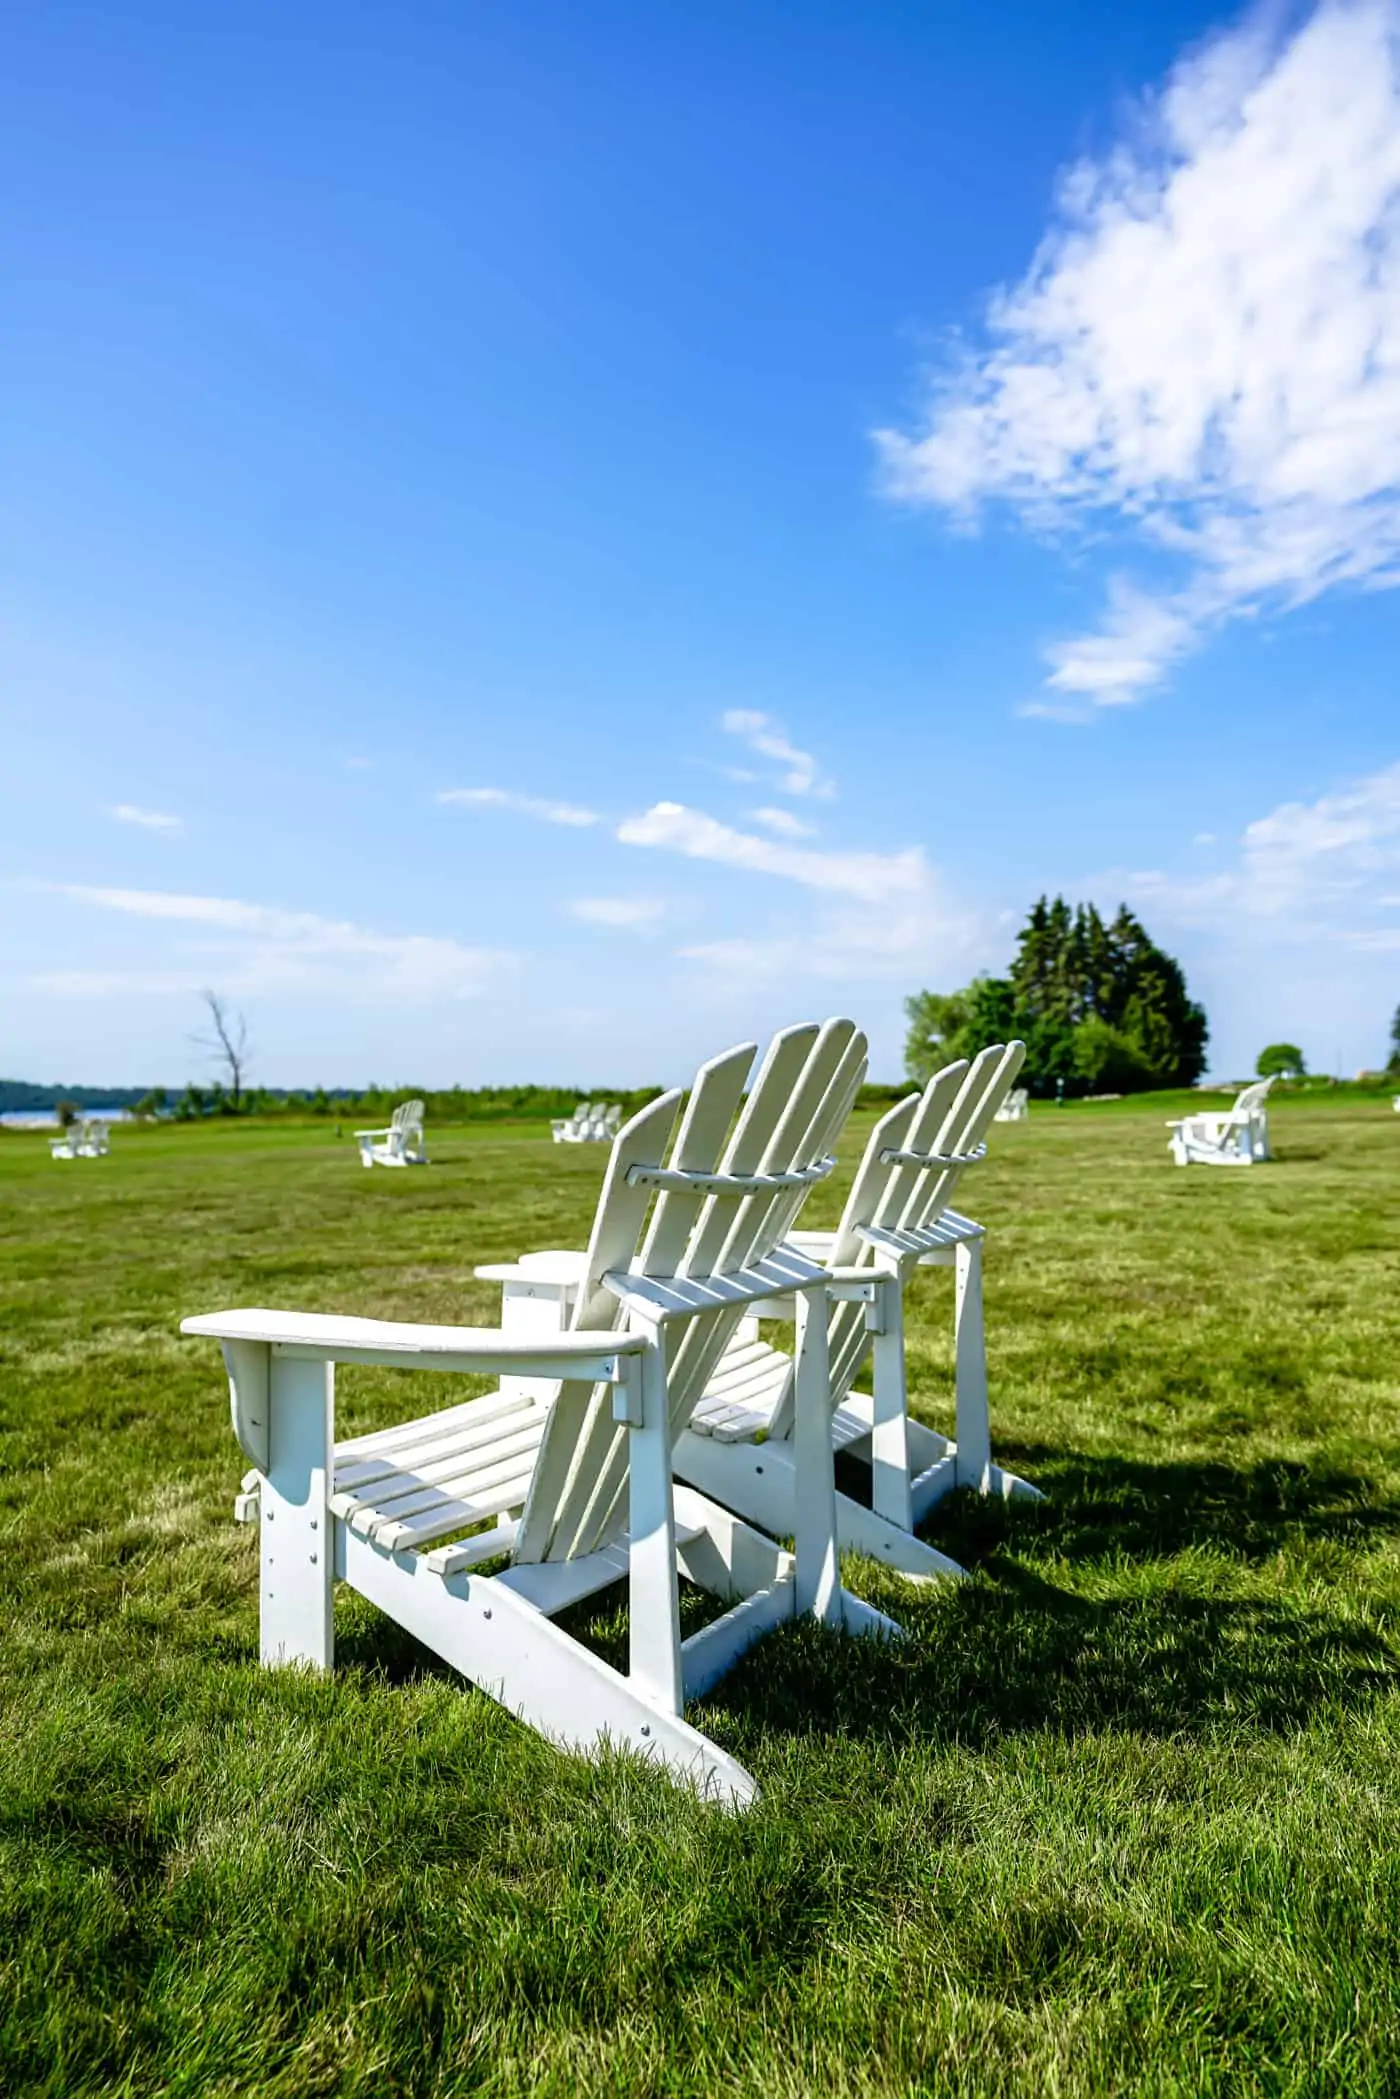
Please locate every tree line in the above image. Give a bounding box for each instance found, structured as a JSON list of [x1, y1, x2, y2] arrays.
[[162, 1081, 669, 1123]]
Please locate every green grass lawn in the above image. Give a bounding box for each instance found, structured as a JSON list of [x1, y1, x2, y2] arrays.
[[2, 1100, 1400, 2096]]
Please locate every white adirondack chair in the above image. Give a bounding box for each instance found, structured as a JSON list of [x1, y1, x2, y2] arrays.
[[481, 1043, 1038, 1592], [356, 1099, 427, 1168], [550, 1102, 593, 1143], [182, 1019, 894, 1808], [995, 1087, 1029, 1123], [51, 1117, 110, 1159], [1167, 1077, 1274, 1166], [552, 1102, 621, 1144]]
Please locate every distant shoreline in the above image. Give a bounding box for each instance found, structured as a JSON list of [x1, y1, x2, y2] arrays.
[[0, 1108, 138, 1129]]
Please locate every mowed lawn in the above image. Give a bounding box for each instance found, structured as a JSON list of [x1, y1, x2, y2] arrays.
[[2, 1101, 1400, 2097]]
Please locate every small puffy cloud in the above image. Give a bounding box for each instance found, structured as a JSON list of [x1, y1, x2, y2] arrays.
[[1025, 585, 1198, 718], [437, 787, 598, 827], [879, 1, 1400, 713], [568, 897, 665, 931], [111, 804, 183, 833], [617, 801, 927, 906], [721, 710, 834, 798], [749, 806, 817, 839]]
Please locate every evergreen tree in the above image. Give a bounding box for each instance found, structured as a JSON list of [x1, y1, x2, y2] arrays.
[[904, 896, 1208, 1096]]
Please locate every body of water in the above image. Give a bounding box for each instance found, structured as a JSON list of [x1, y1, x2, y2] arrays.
[[0, 1108, 136, 1129]]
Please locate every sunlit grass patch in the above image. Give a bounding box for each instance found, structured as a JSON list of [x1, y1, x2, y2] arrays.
[[1, 1100, 1399, 2093]]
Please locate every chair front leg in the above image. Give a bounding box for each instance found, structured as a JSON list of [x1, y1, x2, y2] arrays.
[[260, 1352, 335, 1671], [869, 1271, 913, 1530], [953, 1238, 992, 1492], [793, 1283, 841, 1626], [623, 1332, 684, 1716]]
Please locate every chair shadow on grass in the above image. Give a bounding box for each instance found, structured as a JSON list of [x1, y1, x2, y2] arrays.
[[922, 1444, 1400, 1569], [332, 1448, 1400, 1757], [712, 1446, 1400, 1752]]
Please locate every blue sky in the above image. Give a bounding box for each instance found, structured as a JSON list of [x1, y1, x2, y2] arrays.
[[4, 0, 1399, 1086]]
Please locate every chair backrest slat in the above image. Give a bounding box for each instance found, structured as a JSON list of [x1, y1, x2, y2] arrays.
[[660, 1022, 847, 1429], [717, 1021, 864, 1277], [827, 1093, 918, 1268], [637, 1046, 756, 1280], [657, 1020, 865, 1454], [815, 1060, 971, 1416], [582, 1022, 859, 1557], [515, 1020, 866, 1564], [873, 1058, 974, 1237], [817, 1041, 1024, 1422], [513, 1087, 686, 1563], [897, 1041, 1025, 1234]]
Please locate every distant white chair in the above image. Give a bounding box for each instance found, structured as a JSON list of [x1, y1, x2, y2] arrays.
[[50, 1117, 110, 1160], [995, 1087, 1029, 1122], [551, 1101, 621, 1143], [183, 1019, 892, 1808], [550, 1102, 592, 1143], [356, 1099, 427, 1169], [1167, 1077, 1275, 1166]]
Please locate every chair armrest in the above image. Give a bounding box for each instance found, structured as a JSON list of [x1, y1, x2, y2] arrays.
[[475, 1249, 589, 1288], [1182, 1113, 1235, 1136], [353, 1125, 393, 1141], [181, 1308, 644, 1382]]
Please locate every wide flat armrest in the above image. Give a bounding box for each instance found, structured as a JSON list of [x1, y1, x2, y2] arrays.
[[181, 1308, 643, 1380], [353, 1124, 393, 1140], [475, 1249, 589, 1288]]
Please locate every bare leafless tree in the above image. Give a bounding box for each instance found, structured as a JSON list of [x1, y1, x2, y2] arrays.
[[195, 991, 250, 1109]]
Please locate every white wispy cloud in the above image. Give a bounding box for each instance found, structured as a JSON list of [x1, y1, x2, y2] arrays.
[[749, 806, 817, 839], [721, 710, 835, 798], [1114, 759, 1400, 928], [878, 0, 1400, 714], [568, 896, 665, 931], [1027, 586, 1198, 720], [677, 895, 982, 986], [111, 804, 184, 833], [35, 884, 515, 999], [437, 787, 598, 827], [616, 801, 926, 905]]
